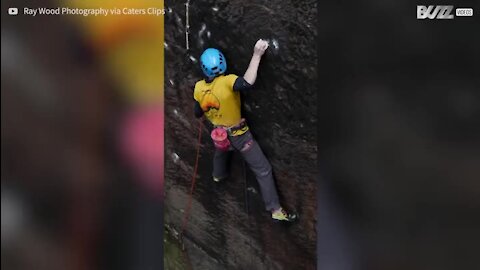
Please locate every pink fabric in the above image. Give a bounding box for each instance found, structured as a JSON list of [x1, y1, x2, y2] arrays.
[[119, 106, 164, 197]]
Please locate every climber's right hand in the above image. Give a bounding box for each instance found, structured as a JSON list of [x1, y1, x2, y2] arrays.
[[253, 39, 269, 57]]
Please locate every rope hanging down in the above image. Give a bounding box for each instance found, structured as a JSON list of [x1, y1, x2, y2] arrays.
[[180, 120, 203, 236], [185, 0, 190, 50]]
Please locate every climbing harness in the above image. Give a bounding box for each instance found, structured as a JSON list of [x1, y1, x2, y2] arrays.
[[216, 118, 249, 136]]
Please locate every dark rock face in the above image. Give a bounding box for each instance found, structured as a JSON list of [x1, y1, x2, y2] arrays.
[[164, 0, 317, 269]]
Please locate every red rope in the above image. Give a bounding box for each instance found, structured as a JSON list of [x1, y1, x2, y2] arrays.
[[180, 120, 203, 236]]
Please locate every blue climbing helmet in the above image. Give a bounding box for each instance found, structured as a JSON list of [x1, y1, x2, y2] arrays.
[[200, 48, 227, 79]]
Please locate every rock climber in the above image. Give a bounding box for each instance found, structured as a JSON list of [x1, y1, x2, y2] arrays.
[[193, 39, 297, 222]]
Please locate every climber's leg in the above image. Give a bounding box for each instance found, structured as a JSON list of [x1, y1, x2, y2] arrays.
[[230, 131, 280, 211], [212, 148, 232, 182]]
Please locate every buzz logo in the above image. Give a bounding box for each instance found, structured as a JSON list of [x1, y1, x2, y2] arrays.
[[417, 5, 454, 19]]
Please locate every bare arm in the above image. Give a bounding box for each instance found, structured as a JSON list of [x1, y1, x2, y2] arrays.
[[243, 39, 269, 85]]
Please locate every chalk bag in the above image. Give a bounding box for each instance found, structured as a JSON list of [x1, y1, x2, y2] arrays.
[[211, 128, 231, 151]]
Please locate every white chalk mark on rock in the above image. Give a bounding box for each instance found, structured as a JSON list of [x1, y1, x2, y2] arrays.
[[199, 23, 206, 35], [172, 153, 180, 163], [198, 23, 207, 47], [271, 39, 279, 50]]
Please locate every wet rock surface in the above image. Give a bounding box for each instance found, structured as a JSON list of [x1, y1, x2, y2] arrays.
[[164, 1, 317, 269]]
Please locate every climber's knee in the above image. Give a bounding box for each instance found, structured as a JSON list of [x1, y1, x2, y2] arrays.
[[259, 163, 272, 177], [259, 168, 272, 177]]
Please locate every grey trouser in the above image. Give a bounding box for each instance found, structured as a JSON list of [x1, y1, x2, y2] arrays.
[[213, 130, 281, 211]]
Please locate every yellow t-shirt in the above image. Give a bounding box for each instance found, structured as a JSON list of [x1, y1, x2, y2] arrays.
[[193, 74, 242, 127]]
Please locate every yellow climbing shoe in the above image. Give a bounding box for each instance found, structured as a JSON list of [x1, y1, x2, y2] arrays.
[[271, 208, 298, 222]]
